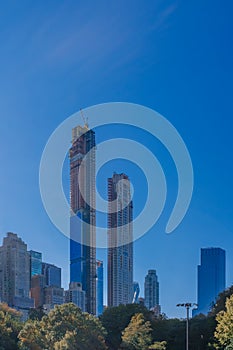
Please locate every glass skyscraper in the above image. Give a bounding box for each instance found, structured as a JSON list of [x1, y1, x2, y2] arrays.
[[69, 124, 96, 314], [29, 250, 42, 277], [107, 173, 133, 307], [96, 260, 104, 316], [193, 247, 226, 316], [42, 262, 61, 288]]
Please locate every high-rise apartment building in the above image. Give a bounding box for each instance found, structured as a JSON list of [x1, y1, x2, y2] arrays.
[[144, 270, 160, 312], [42, 262, 61, 288], [30, 250, 42, 278], [65, 282, 86, 312], [70, 124, 96, 314], [0, 233, 34, 319], [44, 285, 64, 312], [107, 173, 133, 307], [96, 260, 104, 316], [193, 247, 226, 316]]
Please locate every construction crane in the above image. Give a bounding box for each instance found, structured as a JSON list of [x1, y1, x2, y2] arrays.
[[80, 108, 89, 129]]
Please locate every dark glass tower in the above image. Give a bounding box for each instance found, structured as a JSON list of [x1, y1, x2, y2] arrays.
[[69, 124, 96, 314], [193, 247, 226, 316]]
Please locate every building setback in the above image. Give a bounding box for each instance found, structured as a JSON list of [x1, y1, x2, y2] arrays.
[[69, 124, 96, 314], [107, 173, 133, 307], [193, 247, 226, 316]]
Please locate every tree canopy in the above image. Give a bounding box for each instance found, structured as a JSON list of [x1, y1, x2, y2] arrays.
[[214, 294, 233, 349], [121, 313, 152, 350], [18, 303, 107, 350], [0, 303, 22, 350]]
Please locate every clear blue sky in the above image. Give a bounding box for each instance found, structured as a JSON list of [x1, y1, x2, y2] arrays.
[[0, 0, 232, 318]]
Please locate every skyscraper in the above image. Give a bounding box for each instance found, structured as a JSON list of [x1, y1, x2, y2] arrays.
[[193, 247, 226, 316], [70, 124, 96, 314], [65, 282, 86, 312], [144, 270, 160, 312], [107, 173, 133, 307], [0, 233, 34, 319], [96, 260, 104, 316], [42, 262, 61, 288], [29, 250, 42, 278]]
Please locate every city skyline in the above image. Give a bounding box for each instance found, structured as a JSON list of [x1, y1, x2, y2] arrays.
[[0, 1, 232, 318], [0, 230, 229, 318]]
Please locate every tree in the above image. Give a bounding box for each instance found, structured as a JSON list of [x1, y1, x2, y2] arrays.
[[18, 303, 107, 350], [149, 341, 167, 349], [28, 306, 45, 321], [214, 294, 233, 349], [210, 285, 233, 317], [18, 320, 47, 350], [0, 303, 22, 350], [151, 317, 186, 350], [100, 303, 153, 350], [121, 313, 152, 350]]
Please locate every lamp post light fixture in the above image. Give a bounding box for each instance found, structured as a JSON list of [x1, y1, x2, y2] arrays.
[[176, 302, 198, 350]]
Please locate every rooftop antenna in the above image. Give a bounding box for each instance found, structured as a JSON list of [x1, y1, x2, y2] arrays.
[[80, 108, 89, 129]]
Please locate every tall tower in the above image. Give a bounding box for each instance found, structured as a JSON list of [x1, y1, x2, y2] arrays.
[[144, 270, 160, 311], [0, 233, 34, 319], [0, 233, 31, 305], [69, 124, 96, 314], [107, 173, 133, 307], [96, 260, 104, 316], [193, 247, 226, 316]]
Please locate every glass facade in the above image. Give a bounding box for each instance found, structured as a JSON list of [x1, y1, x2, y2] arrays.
[[30, 250, 42, 277], [193, 247, 226, 316], [70, 126, 96, 314], [42, 262, 61, 288], [96, 260, 104, 316]]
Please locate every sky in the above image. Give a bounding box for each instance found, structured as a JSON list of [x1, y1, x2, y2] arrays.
[[0, 0, 233, 318]]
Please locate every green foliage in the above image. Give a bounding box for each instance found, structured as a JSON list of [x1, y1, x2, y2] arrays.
[[210, 285, 233, 317], [121, 313, 152, 350], [28, 307, 45, 321], [151, 317, 186, 349], [18, 303, 107, 350], [225, 339, 233, 350], [18, 320, 46, 350], [149, 341, 167, 349], [214, 294, 233, 349], [0, 303, 23, 350], [100, 303, 152, 349]]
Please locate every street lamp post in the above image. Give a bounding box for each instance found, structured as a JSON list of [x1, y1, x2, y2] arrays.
[[176, 303, 198, 350]]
